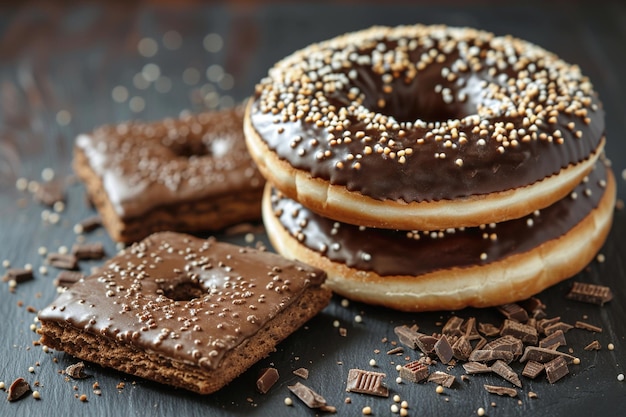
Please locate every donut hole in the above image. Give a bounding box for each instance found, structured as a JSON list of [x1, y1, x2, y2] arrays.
[[167, 140, 211, 158], [161, 280, 206, 301]]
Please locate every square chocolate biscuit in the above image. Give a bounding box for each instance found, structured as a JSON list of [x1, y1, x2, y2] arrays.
[[74, 105, 265, 243], [38, 232, 331, 394]]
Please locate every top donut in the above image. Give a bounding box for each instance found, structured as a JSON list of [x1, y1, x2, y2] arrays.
[[245, 25, 605, 230]]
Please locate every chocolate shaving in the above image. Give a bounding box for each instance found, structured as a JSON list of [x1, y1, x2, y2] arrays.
[[53, 271, 85, 287], [544, 321, 573, 336], [434, 335, 454, 364], [478, 322, 500, 337], [72, 242, 105, 260], [500, 319, 538, 344], [468, 349, 514, 364], [66, 362, 89, 379], [491, 360, 522, 388], [484, 384, 518, 397], [462, 362, 492, 374], [519, 346, 576, 364], [257, 367, 279, 394], [584, 340, 601, 351], [575, 321, 602, 333], [46, 253, 79, 270], [34, 181, 65, 206], [346, 369, 389, 397], [427, 371, 455, 388], [386, 346, 404, 355], [539, 329, 567, 348], [545, 356, 569, 384], [566, 282, 613, 306], [288, 382, 335, 412], [537, 316, 562, 334], [521, 361, 545, 379], [442, 316, 464, 337], [7, 377, 31, 402], [293, 367, 309, 380], [2, 268, 33, 283], [400, 360, 429, 383], [75, 215, 102, 233], [497, 303, 529, 323]]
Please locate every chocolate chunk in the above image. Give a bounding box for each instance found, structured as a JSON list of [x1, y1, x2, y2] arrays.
[[72, 242, 105, 260], [484, 384, 518, 397], [293, 367, 309, 380], [566, 282, 613, 306], [497, 303, 529, 323], [519, 297, 547, 319], [53, 271, 85, 287], [462, 362, 492, 374], [478, 322, 500, 337], [519, 346, 576, 364], [346, 369, 389, 397], [545, 356, 569, 383], [539, 329, 567, 348], [257, 367, 279, 394], [34, 181, 65, 206], [386, 346, 404, 355], [46, 253, 79, 270], [473, 336, 487, 351], [452, 335, 473, 361], [400, 360, 429, 383], [288, 382, 335, 412], [491, 360, 522, 388], [574, 321, 603, 333], [521, 361, 545, 379], [536, 316, 562, 334], [427, 371, 455, 388], [394, 325, 420, 350], [442, 316, 464, 337], [2, 268, 33, 283], [462, 317, 481, 340], [584, 340, 601, 351], [483, 335, 523, 357], [434, 335, 454, 364], [66, 361, 89, 379], [416, 334, 438, 354], [544, 321, 573, 336], [7, 377, 31, 401], [75, 215, 102, 233], [500, 319, 538, 345], [468, 349, 514, 364]]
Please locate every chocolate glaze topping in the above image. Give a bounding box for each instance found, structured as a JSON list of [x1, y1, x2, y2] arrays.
[[270, 161, 610, 276], [251, 25, 604, 202], [38, 232, 326, 370], [76, 106, 264, 218]]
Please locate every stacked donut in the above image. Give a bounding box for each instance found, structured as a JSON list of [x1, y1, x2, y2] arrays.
[[244, 25, 615, 311]]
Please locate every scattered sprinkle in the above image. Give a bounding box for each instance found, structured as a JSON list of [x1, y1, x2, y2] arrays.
[[362, 406, 372, 415]]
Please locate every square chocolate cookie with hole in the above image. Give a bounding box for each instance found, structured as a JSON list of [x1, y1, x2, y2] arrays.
[[38, 232, 331, 394], [74, 105, 265, 243]]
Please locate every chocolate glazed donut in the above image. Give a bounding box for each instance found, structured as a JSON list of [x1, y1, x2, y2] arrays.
[[245, 25, 605, 230]]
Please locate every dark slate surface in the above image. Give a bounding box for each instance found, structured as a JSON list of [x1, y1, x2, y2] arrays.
[[0, 1, 625, 416]]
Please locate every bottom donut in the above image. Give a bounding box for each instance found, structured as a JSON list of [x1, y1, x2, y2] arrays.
[[263, 161, 616, 312]]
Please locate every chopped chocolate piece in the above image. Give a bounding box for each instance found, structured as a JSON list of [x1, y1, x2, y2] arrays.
[[346, 369, 389, 397], [2, 268, 34, 283], [257, 367, 279, 394], [536, 316, 562, 334], [293, 367, 309, 380], [427, 371, 455, 388], [462, 362, 492, 374], [53, 271, 85, 287], [462, 317, 481, 340], [452, 335, 473, 361], [544, 321, 573, 336], [72, 242, 105, 260], [483, 335, 523, 357], [288, 382, 335, 412], [473, 336, 487, 351], [478, 322, 500, 337], [519, 297, 547, 319], [394, 325, 420, 350], [434, 335, 454, 364], [575, 321, 603, 333], [566, 282, 613, 306], [539, 329, 567, 348], [501, 319, 538, 345], [491, 360, 522, 388], [442, 316, 464, 337], [545, 356, 569, 384], [66, 362, 89, 379], [7, 377, 31, 402], [416, 334, 438, 354], [468, 349, 514, 364], [519, 346, 576, 364], [521, 361, 545, 379], [46, 253, 79, 270], [34, 181, 65, 206], [584, 340, 601, 351], [400, 360, 429, 383], [386, 346, 404, 355], [497, 303, 529, 323], [484, 384, 518, 397], [75, 215, 102, 233]]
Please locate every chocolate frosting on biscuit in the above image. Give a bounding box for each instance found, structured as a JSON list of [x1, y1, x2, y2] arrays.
[[76, 106, 264, 219], [251, 25, 604, 202], [270, 161, 610, 276], [38, 232, 326, 370]]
